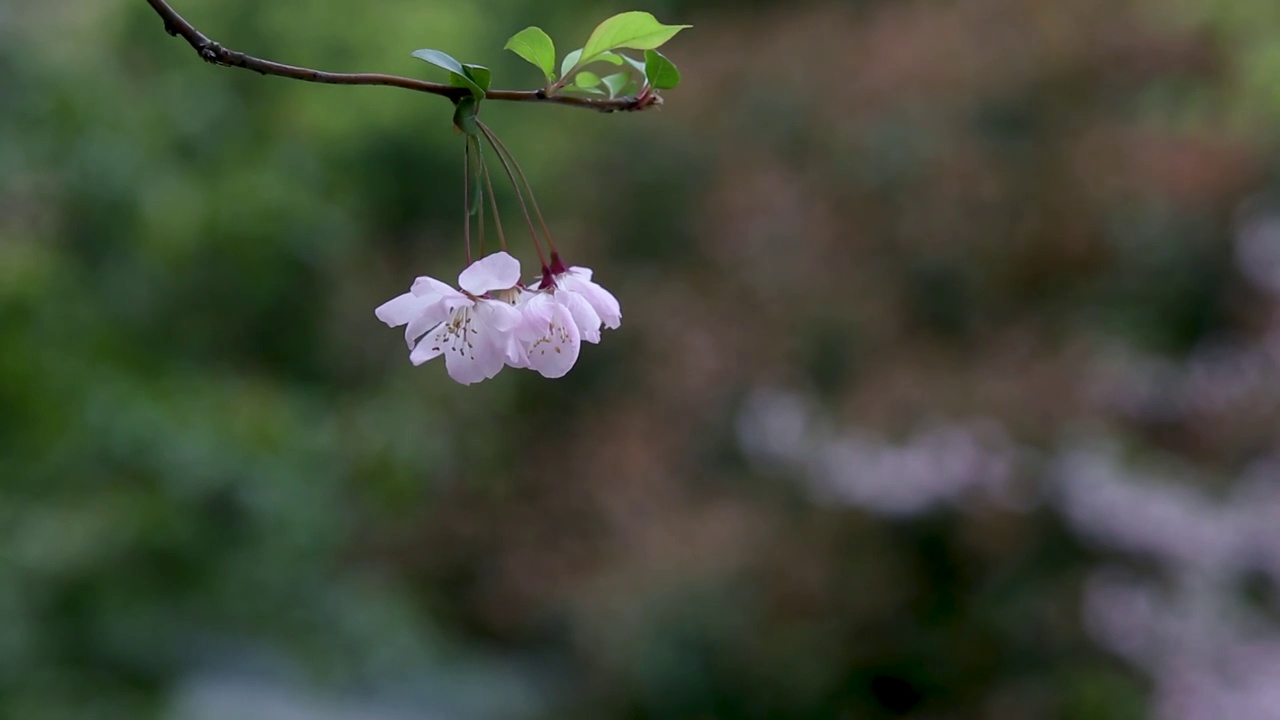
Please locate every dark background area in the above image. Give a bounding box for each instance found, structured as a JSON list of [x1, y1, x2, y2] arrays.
[[4, 0, 1280, 718]]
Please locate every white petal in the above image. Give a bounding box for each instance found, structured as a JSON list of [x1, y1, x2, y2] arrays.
[[561, 268, 621, 329], [514, 291, 556, 343], [403, 298, 453, 347], [412, 306, 505, 384], [444, 335, 506, 385], [523, 294, 580, 378], [458, 251, 521, 296], [416, 280, 471, 322], [503, 332, 530, 368], [560, 290, 602, 344], [409, 323, 447, 365], [375, 292, 431, 328], [411, 276, 458, 299], [474, 298, 522, 333]]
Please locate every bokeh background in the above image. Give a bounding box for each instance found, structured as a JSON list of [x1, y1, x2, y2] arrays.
[[5, 0, 1280, 717]]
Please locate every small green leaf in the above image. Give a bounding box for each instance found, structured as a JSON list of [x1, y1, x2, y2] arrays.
[[579, 12, 690, 66], [504, 27, 556, 82], [452, 95, 481, 136], [561, 84, 607, 96], [643, 49, 680, 89], [560, 49, 582, 78], [412, 48, 485, 99], [450, 64, 491, 94], [616, 54, 647, 94], [462, 63, 491, 92], [575, 71, 602, 89], [559, 49, 624, 79], [601, 72, 630, 98], [620, 53, 646, 74]]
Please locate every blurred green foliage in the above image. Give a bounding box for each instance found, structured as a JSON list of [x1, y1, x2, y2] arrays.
[[3, 0, 1280, 718]]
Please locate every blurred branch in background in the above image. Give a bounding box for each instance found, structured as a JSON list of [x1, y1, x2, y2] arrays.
[[142, 0, 653, 112]]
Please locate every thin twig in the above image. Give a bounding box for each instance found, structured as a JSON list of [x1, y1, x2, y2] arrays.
[[475, 145, 486, 257], [479, 121, 559, 257], [479, 125, 547, 268], [463, 139, 473, 264], [480, 152, 508, 252], [143, 0, 661, 113]]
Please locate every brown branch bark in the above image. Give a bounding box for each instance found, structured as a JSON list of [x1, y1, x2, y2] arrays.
[[144, 0, 658, 112]]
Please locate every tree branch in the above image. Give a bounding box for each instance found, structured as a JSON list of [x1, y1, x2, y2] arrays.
[[143, 0, 659, 113]]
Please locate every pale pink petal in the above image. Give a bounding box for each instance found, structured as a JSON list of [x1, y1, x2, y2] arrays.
[[409, 323, 447, 366], [409, 277, 471, 323], [514, 292, 556, 343], [561, 268, 621, 329], [375, 292, 432, 328], [443, 331, 506, 385], [404, 298, 453, 348], [408, 306, 506, 384], [474, 298, 522, 333], [560, 290, 602, 344], [503, 333, 529, 368], [411, 276, 458, 299], [522, 294, 580, 378], [458, 251, 521, 296]]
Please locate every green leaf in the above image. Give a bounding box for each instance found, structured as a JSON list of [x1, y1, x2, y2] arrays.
[[575, 71, 602, 89], [462, 64, 491, 92], [448, 64, 491, 95], [601, 72, 630, 98], [412, 48, 486, 99], [561, 84, 607, 96], [579, 12, 690, 66], [560, 49, 583, 78], [643, 49, 680, 89], [612, 54, 647, 94], [619, 53, 646, 76], [504, 27, 556, 82], [452, 95, 481, 136], [559, 49, 624, 79]]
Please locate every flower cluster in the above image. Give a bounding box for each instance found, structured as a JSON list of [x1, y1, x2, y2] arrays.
[[375, 251, 620, 384], [372, 113, 624, 384]]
